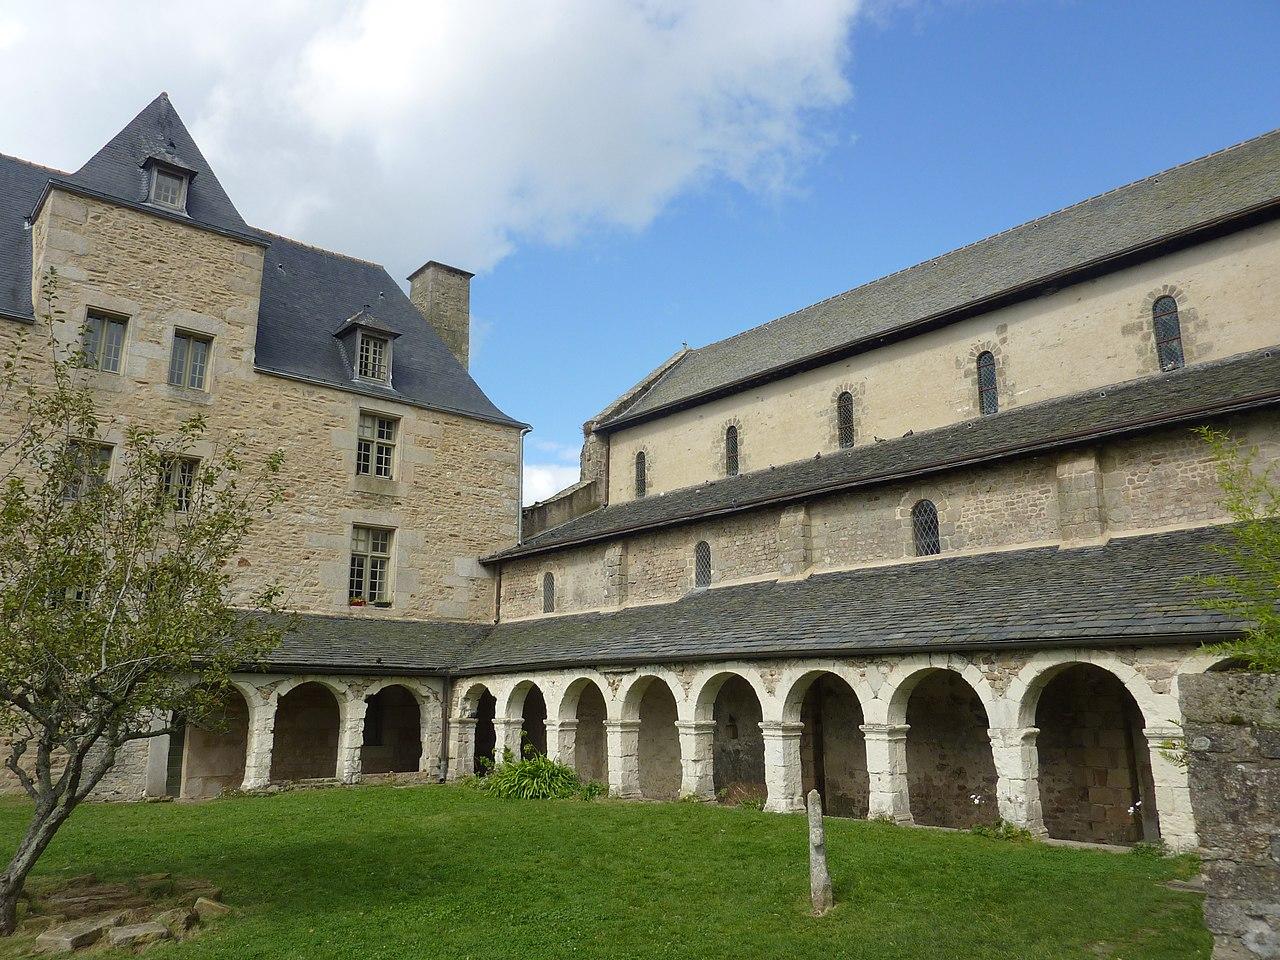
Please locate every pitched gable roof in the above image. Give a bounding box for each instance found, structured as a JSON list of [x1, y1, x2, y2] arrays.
[[38, 93, 256, 243], [602, 127, 1280, 429], [0, 153, 55, 321]]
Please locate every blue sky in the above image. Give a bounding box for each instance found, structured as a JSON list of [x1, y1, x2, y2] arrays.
[[3, 1, 1278, 501], [468, 1, 1280, 496]]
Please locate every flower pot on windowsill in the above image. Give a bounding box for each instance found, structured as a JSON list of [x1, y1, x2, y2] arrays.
[[373, 601, 392, 609], [349, 599, 367, 607]]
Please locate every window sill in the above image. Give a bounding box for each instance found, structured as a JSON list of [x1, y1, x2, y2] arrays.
[[162, 384, 212, 405], [352, 475, 402, 498]]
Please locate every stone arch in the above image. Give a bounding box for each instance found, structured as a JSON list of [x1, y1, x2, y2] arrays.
[[690, 669, 770, 723], [621, 674, 682, 800], [171, 684, 251, 800], [1012, 654, 1159, 730], [361, 684, 423, 775], [458, 681, 497, 775], [557, 676, 609, 783], [691, 670, 766, 803], [891, 666, 999, 828], [270, 681, 341, 782], [1025, 662, 1160, 845], [785, 670, 869, 819], [504, 680, 548, 757]]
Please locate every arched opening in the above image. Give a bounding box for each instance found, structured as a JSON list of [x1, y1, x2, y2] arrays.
[[471, 688, 497, 774], [798, 674, 868, 818], [568, 681, 608, 784], [976, 350, 998, 415], [904, 670, 997, 828], [1034, 664, 1159, 845], [362, 685, 422, 775], [635, 678, 681, 800], [836, 391, 855, 449], [172, 686, 250, 799], [542, 572, 555, 614], [724, 425, 739, 477], [519, 684, 548, 758], [1152, 295, 1184, 371], [911, 500, 940, 557], [270, 682, 340, 782], [634, 451, 647, 498], [710, 675, 765, 804], [694, 540, 712, 588]]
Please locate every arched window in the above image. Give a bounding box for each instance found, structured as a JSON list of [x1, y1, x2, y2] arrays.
[[836, 392, 855, 449], [694, 540, 712, 588], [911, 500, 940, 557], [1152, 296, 1185, 371], [725, 425, 739, 477], [976, 351, 998, 416], [634, 451, 647, 498], [542, 572, 555, 613]]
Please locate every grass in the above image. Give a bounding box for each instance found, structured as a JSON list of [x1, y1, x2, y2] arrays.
[[0, 784, 1210, 959]]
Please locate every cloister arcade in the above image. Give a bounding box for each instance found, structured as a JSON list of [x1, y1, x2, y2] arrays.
[[148, 646, 1217, 852]]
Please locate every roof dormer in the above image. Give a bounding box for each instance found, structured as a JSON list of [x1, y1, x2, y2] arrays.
[[333, 309, 401, 387], [142, 155, 196, 214]]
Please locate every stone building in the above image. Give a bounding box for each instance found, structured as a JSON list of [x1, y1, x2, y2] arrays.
[[2, 95, 1277, 851]]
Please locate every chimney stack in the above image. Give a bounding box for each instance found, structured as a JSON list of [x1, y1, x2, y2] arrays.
[[407, 260, 473, 369]]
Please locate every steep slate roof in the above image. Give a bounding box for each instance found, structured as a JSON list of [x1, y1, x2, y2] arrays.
[[494, 347, 1280, 560], [265, 613, 489, 675], [602, 128, 1280, 429], [461, 526, 1247, 674], [0, 95, 522, 426]]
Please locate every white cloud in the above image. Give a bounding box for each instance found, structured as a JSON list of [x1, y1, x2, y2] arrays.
[[530, 439, 581, 463], [523, 463, 582, 505], [0, 0, 860, 277]]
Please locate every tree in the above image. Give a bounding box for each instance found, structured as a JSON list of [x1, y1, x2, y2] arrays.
[[0, 271, 288, 933], [1197, 426, 1280, 673]]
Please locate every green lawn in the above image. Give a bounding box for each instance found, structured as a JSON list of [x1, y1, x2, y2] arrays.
[[0, 785, 1210, 959]]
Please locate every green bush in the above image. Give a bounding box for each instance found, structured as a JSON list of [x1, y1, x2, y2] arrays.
[[480, 753, 583, 800]]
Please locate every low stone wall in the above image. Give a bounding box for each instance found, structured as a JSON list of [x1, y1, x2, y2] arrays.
[[1181, 671, 1280, 959]]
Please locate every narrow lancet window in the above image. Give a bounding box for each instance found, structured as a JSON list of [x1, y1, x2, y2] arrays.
[[694, 540, 712, 588], [542, 572, 555, 614], [912, 500, 940, 557], [1152, 296, 1185, 371], [635, 451, 647, 498], [976, 351, 998, 415], [836, 391, 855, 448], [725, 426, 739, 477]]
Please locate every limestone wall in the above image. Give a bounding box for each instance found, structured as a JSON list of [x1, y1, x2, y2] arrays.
[[1182, 671, 1280, 959], [498, 409, 1276, 619], [7, 189, 521, 624], [605, 217, 1280, 503]]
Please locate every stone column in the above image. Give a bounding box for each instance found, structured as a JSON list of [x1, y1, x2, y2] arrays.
[[1144, 725, 1198, 852], [988, 726, 1046, 835], [546, 719, 577, 768], [419, 697, 441, 776], [676, 720, 717, 801], [241, 693, 279, 790], [448, 717, 477, 781], [605, 719, 642, 798], [493, 718, 524, 764], [337, 696, 368, 784], [861, 723, 912, 823], [760, 721, 806, 813]]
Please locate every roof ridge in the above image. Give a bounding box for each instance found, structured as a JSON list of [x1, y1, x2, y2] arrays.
[[254, 227, 388, 271], [0, 151, 69, 177], [684, 126, 1280, 359]]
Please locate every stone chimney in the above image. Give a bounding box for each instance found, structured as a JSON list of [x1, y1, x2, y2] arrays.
[[407, 260, 473, 369]]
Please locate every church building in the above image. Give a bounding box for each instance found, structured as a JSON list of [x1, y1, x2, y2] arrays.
[[2, 95, 1276, 851]]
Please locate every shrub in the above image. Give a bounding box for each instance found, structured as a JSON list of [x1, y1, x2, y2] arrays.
[[970, 820, 1036, 843], [480, 753, 583, 800], [577, 780, 608, 801]]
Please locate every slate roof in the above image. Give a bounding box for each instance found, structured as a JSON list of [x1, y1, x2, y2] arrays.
[[460, 526, 1248, 674], [264, 612, 490, 675], [603, 127, 1280, 429], [0, 94, 522, 427], [495, 347, 1280, 560]]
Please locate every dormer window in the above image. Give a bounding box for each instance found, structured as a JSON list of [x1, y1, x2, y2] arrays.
[[357, 332, 390, 383], [149, 167, 188, 211]]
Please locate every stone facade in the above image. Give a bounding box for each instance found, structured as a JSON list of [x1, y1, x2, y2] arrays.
[[603, 217, 1280, 503], [1183, 672, 1280, 959]]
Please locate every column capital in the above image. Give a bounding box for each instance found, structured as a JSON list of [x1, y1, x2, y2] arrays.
[[758, 720, 805, 737], [674, 720, 717, 734], [605, 719, 642, 732], [1143, 726, 1183, 742], [987, 726, 1040, 746], [450, 714, 478, 728], [547, 718, 577, 731], [860, 723, 909, 740]]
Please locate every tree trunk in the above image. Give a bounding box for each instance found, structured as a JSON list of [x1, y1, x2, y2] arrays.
[[0, 800, 71, 935]]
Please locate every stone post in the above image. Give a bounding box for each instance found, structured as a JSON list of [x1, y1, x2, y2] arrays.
[[241, 693, 279, 790], [418, 697, 441, 776], [861, 723, 912, 823], [448, 716, 477, 780], [546, 719, 577, 768], [493, 718, 525, 764], [337, 696, 368, 784], [761, 721, 806, 813], [1144, 725, 1198, 852], [676, 720, 717, 800], [808, 789, 834, 916], [605, 719, 642, 798], [988, 726, 1046, 835]]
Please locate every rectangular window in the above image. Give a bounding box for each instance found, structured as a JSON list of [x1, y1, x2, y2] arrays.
[[161, 457, 199, 512], [356, 413, 398, 479], [82, 311, 127, 373], [168, 331, 212, 390], [349, 525, 393, 605], [357, 333, 389, 383], [63, 442, 112, 501], [151, 169, 186, 209]]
